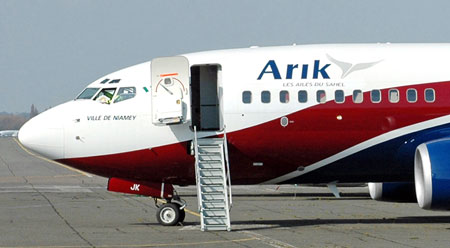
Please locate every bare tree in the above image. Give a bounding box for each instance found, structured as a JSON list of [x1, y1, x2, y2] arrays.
[[30, 104, 39, 118]]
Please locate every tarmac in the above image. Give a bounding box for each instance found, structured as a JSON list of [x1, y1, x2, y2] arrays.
[[1, 137, 450, 248]]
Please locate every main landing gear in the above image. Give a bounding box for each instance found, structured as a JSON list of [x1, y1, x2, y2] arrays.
[[154, 194, 186, 226]]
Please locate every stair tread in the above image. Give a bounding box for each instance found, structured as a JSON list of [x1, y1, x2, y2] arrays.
[[200, 175, 223, 178], [202, 204, 226, 207], [198, 139, 222, 142], [201, 198, 225, 201], [199, 167, 222, 170], [202, 203, 227, 206], [199, 170, 223, 173], [202, 199, 225, 202], [199, 160, 222, 163], [198, 152, 222, 155], [197, 143, 223, 147], [198, 144, 222, 147]]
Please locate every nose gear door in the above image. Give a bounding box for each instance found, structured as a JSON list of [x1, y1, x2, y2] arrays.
[[151, 56, 190, 125]]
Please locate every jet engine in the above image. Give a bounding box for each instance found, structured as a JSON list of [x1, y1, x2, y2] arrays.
[[415, 139, 450, 210], [368, 182, 416, 202]]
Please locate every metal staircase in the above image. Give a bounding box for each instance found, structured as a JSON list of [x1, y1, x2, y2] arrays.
[[193, 128, 232, 231]]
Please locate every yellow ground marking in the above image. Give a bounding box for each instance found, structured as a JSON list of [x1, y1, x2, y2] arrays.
[[0, 237, 258, 248], [14, 138, 92, 178], [157, 198, 200, 217]]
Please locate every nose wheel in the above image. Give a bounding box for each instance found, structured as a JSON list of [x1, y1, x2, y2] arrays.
[[154, 195, 186, 226], [156, 203, 180, 226]]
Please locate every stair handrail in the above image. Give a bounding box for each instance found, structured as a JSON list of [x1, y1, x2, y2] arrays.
[[222, 125, 232, 209], [193, 126, 202, 213]]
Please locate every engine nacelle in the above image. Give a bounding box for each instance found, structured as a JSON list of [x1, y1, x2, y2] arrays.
[[415, 139, 450, 210], [368, 182, 416, 202]]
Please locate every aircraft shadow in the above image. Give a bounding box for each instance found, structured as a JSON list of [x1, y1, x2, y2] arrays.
[[131, 216, 450, 230], [230, 216, 450, 231]]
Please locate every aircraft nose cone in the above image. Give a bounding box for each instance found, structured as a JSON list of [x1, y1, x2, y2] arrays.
[[19, 110, 64, 159]]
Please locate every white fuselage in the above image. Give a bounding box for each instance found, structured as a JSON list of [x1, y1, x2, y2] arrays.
[[18, 43, 450, 185]]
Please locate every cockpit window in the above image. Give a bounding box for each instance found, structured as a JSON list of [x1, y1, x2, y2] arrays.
[[94, 88, 116, 104], [76, 88, 100, 100], [109, 79, 121, 84], [114, 87, 136, 103]]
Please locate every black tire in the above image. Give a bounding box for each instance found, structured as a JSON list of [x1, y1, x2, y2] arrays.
[[178, 208, 186, 223], [156, 203, 180, 226]]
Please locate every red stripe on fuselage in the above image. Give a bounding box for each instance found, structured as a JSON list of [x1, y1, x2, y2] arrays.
[[58, 81, 450, 185]]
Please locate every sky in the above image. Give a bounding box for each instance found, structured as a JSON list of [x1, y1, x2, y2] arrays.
[[1, 0, 450, 113]]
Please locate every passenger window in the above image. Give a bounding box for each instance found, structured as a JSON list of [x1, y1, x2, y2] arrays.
[[76, 88, 100, 100], [371, 90, 381, 103], [298, 90, 308, 103], [261, 91, 271, 103], [114, 87, 136, 103], [94, 88, 116, 104], [353, 90, 363, 103], [425, 88, 435, 102], [334, 90, 345, 103], [242, 91, 252, 104], [389, 89, 399, 103], [280, 91, 289, 103], [406, 89, 417, 103], [316, 90, 326, 103]]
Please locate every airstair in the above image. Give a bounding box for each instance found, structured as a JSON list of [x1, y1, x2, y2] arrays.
[[193, 128, 232, 231]]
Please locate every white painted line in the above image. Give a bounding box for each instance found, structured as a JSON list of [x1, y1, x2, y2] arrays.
[[239, 230, 297, 248], [0, 185, 102, 193]]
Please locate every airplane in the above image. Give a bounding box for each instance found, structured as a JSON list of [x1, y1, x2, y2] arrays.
[[18, 43, 450, 231], [0, 130, 19, 137]]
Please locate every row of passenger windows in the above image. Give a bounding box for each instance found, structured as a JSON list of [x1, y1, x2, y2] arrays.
[[242, 89, 436, 104]]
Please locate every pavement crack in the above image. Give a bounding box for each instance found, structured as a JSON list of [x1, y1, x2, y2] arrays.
[[350, 229, 419, 248], [0, 154, 16, 176], [29, 182, 95, 247], [239, 230, 297, 248], [215, 232, 254, 248]]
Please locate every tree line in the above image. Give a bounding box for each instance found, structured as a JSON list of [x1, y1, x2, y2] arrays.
[[0, 104, 39, 130]]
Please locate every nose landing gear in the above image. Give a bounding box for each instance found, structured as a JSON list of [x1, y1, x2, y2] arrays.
[[107, 178, 187, 226], [154, 194, 186, 226]]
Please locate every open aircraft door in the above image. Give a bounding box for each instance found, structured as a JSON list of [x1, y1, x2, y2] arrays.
[[151, 56, 190, 125]]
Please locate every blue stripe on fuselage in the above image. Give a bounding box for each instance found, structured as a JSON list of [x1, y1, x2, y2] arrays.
[[284, 123, 450, 184]]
